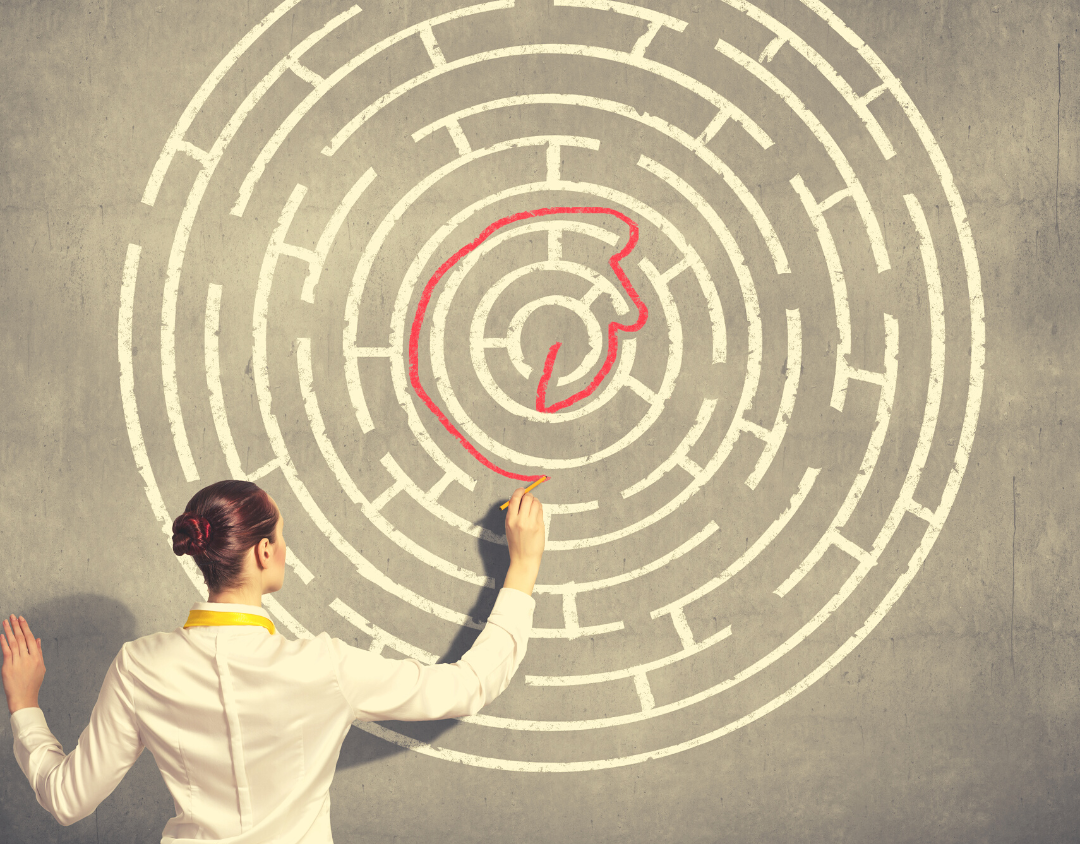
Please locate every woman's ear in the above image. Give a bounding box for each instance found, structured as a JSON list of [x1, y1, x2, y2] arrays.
[[258, 537, 271, 566]]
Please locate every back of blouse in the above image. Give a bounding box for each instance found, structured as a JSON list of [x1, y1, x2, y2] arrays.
[[9, 588, 534, 844], [131, 626, 345, 843]]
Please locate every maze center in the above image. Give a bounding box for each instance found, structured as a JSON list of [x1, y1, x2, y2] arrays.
[[120, 0, 983, 771]]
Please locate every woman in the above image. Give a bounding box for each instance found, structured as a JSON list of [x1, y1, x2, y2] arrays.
[[3, 479, 545, 842]]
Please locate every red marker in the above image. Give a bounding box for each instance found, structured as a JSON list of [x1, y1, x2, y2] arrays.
[[409, 207, 647, 483]]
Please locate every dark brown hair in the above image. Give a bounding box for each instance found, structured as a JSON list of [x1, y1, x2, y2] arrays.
[[171, 480, 280, 593]]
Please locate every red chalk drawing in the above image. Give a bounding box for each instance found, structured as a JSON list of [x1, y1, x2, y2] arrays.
[[408, 206, 647, 482]]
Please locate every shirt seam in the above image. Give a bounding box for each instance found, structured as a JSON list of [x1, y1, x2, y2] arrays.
[[324, 634, 352, 717]]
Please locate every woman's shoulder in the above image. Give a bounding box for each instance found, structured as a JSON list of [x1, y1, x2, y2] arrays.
[[120, 628, 185, 661], [119, 627, 336, 673]]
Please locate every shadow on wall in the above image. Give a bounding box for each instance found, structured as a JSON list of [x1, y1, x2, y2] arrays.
[[0, 593, 174, 842], [337, 502, 511, 767]]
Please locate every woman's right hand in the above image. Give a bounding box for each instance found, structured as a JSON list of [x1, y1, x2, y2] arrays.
[[503, 488, 545, 596]]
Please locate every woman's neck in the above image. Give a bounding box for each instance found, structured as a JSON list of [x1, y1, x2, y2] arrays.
[[207, 589, 263, 607]]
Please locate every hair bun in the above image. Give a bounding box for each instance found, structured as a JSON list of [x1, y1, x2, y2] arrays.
[[172, 513, 213, 557]]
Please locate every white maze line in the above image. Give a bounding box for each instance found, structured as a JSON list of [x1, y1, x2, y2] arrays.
[[418, 25, 448, 67], [285, 549, 314, 584], [350, 138, 695, 491], [386, 130, 978, 749], [119, 245, 209, 598], [324, 44, 774, 157], [712, 36, 890, 273], [455, 498, 888, 734], [758, 34, 785, 63], [621, 398, 718, 498], [461, 473, 815, 732], [347, 347, 393, 358], [652, 467, 819, 621], [392, 173, 747, 548], [720, 0, 896, 159], [232, 0, 515, 216], [344, 137, 588, 464], [454, 219, 698, 426], [554, 0, 688, 59], [625, 377, 657, 402], [374, 454, 497, 587], [263, 594, 315, 640], [766, 197, 947, 604], [274, 173, 641, 598], [463, 276, 640, 423], [125, 251, 307, 594], [545, 1, 773, 150], [124, 0, 985, 771], [533, 521, 717, 595], [527, 624, 731, 712], [546, 502, 600, 518], [463, 465, 880, 733], [367, 235, 978, 750], [505, 288, 603, 383], [204, 283, 281, 482], [295, 337, 365, 503], [360, 0, 988, 770], [527, 623, 731, 686], [394, 473, 505, 545], [774, 314, 899, 596], [151, 6, 362, 483], [458, 233, 643, 421], [394, 148, 737, 492], [477, 280, 955, 740], [298, 168, 377, 303], [635, 154, 757, 386], [295, 336, 492, 588], [739, 308, 801, 490], [796, 0, 982, 326], [605, 155, 770, 513], [457, 463, 859, 735], [538, 502, 600, 565], [368, 476, 404, 512], [418, 181, 668, 473], [253, 186, 485, 631], [317, 34, 875, 278], [791, 174, 885, 413], [899, 193, 947, 521], [141, 0, 313, 205], [639, 253, 725, 364], [330, 598, 438, 662], [330, 465, 717, 599], [288, 60, 325, 88], [317, 214, 635, 565], [530, 592, 625, 639], [409, 94, 786, 276], [342, 348, 388, 434]]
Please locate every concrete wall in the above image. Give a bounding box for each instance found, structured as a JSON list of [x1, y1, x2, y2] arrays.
[[1, 0, 1077, 841]]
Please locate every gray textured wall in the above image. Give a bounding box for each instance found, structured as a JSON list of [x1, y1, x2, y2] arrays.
[[1, 0, 1078, 841]]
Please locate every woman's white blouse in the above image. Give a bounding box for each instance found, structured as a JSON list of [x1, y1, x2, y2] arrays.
[[9, 587, 535, 843]]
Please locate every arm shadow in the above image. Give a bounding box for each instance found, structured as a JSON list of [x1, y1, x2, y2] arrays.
[[0, 593, 174, 843], [336, 501, 509, 769]]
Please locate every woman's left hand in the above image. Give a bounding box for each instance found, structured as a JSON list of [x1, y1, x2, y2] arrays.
[[1, 615, 45, 714]]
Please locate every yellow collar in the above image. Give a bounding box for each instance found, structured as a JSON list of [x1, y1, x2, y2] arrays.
[[184, 610, 276, 636]]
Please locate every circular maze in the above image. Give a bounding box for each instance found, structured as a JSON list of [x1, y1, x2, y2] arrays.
[[121, 0, 984, 771]]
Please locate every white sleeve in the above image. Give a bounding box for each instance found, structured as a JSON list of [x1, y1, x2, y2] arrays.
[[329, 587, 536, 721], [9, 645, 144, 827]]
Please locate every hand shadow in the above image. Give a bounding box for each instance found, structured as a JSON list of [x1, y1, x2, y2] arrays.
[[335, 501, 509, 768], [0, 593, 174, 843]]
